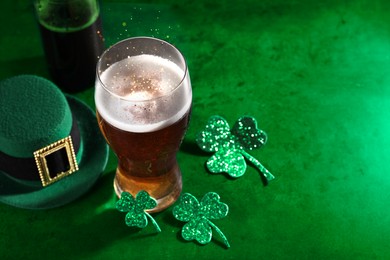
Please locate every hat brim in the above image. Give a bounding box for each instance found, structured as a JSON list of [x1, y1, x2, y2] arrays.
[[0, 95, 109, 209]]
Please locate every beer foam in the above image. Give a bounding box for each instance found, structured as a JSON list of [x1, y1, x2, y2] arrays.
[[95, 54, 192, 133]]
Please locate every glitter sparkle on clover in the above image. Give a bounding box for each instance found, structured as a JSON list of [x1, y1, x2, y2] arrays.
[[116, 191, 161, 232], [196, 115, 275, 185], [173, 192, 230, 248]]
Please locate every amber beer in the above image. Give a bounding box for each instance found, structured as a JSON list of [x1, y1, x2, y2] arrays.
[[95, 37, 192, 212]]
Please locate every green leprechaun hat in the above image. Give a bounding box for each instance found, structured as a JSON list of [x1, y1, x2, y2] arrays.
[[0, 75, 109, 209]]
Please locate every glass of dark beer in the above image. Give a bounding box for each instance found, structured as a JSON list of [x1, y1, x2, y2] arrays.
[[95, 37, 192, 213], [33, 0, 104, 92]]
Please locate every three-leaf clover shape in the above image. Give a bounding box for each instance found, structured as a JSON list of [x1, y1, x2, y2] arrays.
[[173, 192, 230, 248], [196, 115, 275, 184], [116, 191, 161, 232]]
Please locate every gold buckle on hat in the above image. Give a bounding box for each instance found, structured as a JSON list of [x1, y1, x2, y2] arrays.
[[34, 136, 79, 187]]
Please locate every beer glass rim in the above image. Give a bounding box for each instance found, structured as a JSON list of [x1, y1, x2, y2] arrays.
[[96, 36, 189, 103]]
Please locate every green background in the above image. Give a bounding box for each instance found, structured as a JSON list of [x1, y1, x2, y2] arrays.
[[1, 0, 389, 259]]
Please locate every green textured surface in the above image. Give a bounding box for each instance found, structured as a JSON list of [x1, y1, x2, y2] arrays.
[[0, 75, 72, 157], [1, 0, 390, 259]]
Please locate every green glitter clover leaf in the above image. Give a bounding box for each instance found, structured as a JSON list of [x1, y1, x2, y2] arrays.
[[173, 192, 230, 248], [196, 115, 275, 185], [116, 191, 161, 232]]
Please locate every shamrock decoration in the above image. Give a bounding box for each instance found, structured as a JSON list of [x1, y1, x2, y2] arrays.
[[173, 192, 230, 248], [116, 191, 161, 232], [196, 115, 275, 185]]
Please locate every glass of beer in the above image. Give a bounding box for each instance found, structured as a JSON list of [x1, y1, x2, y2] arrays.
[[33, 0, 104, 92], [95, 37, 192, 213]]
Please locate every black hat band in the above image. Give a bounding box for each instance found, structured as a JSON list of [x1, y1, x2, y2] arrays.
[[0, 113, 80, 186]]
